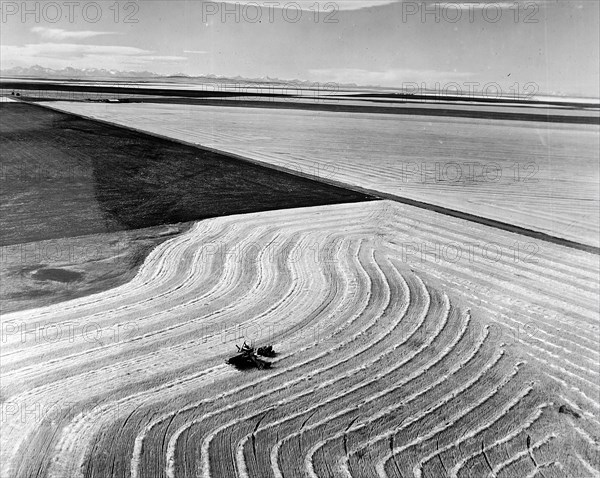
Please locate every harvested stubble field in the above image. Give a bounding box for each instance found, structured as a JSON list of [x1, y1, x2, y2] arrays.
[[46, 101, 600, 249], [1, 201, 598, 478]]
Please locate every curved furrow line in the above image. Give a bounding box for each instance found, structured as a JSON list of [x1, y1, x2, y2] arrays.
[[412, 391, 549, 478], [3, 204, 369, 353], [2, 199, 597, 478], [131, 221, 343, 339], [481, 308, 600, 372], [448, 402, 549, 478], [525, 352, 600, 411], [8, 218, 324, 380], [0, 219, 238, 354], [1, 224, 279, 379], [134, 234, 362, 477], [451, 278, 600, 360], [274, 291, 453, 478], [129, 234, 369, 478], [523, 462, 564, 478], [44, 234, 289, 478], [178, 250, 422, 478], [3, 218, 224, 323], [384, 218, 600, 336], [48, 228, 353, 478], [338, 346, 510, 477], [413, 264, 600, 374], [201, 262, 413, 478], [230, 268, 439, 477], [10, 227, 202, 320], [174, 245, 397, 478], [385, 235, 600, 347], [304, 309, 485, 478], [48, 365, 234, 478], [490, 434, 556, 478], [521, 342, 600, 391], [2, 224, 287, 476], [330, 342, 500, 477], [478, 311, 600, 390], [51, 366, 234, 478], [416, 260, 599, 357], [5, 218, 360, 478], [448, 273, 600, 365], [433, 300, 600, 422], [376, 379, 532, 478], [242, 295, 462, 477], [415, 305, 599, 399], [126, 234, 366, 478], [301, 306, 461, 477]]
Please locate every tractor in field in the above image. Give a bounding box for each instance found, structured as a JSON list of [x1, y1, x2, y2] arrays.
[[226, 342, 275, 370]]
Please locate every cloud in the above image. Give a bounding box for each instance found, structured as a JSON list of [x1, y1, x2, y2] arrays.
[[428, 2, 513, 7], [0, 43, 187, 70], [422, 1, 560, 7], [218, 0, 399, 11], [214, 0, 558, 12], [308, 68, 473, 87], [4, 43, 151, 58], [31, 27, 118, 41]]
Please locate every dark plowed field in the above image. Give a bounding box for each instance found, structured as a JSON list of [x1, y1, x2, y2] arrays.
[[0, 102, 374, 246]]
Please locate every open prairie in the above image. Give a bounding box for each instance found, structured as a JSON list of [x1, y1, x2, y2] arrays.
[[1, 200, 598, 478], [45, 101, 600, 249]]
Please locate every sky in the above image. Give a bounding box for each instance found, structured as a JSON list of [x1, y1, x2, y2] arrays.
[[1, 0, 599, 96]]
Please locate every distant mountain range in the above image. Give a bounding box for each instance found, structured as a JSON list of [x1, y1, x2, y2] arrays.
[[0, 65, 163, 79], [0, 65, 350, 87], [3, 65, 596, 101]]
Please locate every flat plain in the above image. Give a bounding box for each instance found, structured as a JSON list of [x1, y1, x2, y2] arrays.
[[1, 96, 599, 478]]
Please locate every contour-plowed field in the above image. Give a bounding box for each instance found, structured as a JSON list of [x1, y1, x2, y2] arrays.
[[2, 201, 598, 478], [45, 101, 600, 248]]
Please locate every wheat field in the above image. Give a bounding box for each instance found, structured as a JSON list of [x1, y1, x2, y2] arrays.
[[2, 200, 598, 478], [46, 102, 600, 248]]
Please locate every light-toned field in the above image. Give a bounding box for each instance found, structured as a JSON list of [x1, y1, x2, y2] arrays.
[[46, 101, 600, 248], [2, 201, 598, 478]]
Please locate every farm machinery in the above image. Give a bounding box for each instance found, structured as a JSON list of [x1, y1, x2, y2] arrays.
[[226, 342, 276, 370]]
